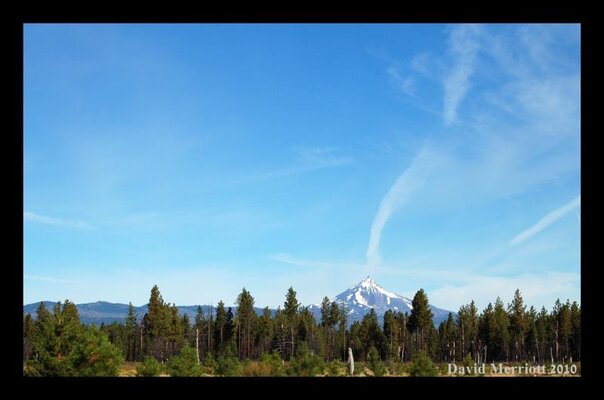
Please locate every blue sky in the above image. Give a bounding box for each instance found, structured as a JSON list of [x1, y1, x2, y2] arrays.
[[24, 24, 580, 312]]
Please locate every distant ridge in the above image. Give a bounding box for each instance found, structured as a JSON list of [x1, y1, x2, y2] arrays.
[[24, 277, 454, 326]]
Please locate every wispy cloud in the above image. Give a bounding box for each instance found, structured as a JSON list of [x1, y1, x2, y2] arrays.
[[442, 24, 482, 125], [387, 65, 416, 97], [235, 147, 353, 184], [429, 272, 579, 311], [25, 274, 82, 284], [366, 145, 433, 270], [268, 253, 359, 269], [24, 211, 95, 230], [509, 196, 580, 246]]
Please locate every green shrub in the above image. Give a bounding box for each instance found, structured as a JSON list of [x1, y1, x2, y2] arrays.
[[366, 346, 386, 377], [242, 360, 272, 376], [137, 356, 163, 377], [68, 327, 124, 376], [386, 360, 406, 376], [409, 351, 438, 377], [462, 354, 476, 375], [286, 343, 325, 376], [216, 355, 242, 376], [166, 344, 202, 377], [326, 360, 346, 376], [202, 352, 218, 375], [259, 352, 286, 376]]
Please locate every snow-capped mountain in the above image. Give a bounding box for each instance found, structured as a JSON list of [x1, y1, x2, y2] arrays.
[[309, 276, 452, 326]]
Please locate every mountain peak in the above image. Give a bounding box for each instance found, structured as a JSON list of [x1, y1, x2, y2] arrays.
[[328, 277, 452, 326], [359, 275, 377, 287]]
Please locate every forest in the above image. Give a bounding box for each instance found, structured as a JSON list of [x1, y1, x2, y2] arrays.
[[23, 285, 581, 377]]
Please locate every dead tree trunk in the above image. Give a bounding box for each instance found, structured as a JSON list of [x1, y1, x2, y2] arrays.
[[196, 328, 200, 365]]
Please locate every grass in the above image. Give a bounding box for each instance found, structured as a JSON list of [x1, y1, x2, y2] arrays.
[[116, 360, 581, 377]]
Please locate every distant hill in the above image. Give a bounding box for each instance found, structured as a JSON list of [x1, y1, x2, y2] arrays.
[[24, 277, 454, 326], [23, 301, 275, 325]]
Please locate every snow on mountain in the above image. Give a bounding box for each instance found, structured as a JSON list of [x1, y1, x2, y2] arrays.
[[24, 277, 453, 327], [308, 276, 452, 326]]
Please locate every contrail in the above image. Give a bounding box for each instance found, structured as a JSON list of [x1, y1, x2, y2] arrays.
[[366, 146, 433, 270], [509, 195, 580, 246]]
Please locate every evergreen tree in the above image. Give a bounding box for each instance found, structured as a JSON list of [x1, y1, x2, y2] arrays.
[[336, 305, 348, 360], [214, 301, 227, 352], [366, 346, 386, 376], [360, 309, 386, 359], [283, 287, 300, 360], [143, 285, 171, 361], [409, 351, 438, 377], [348, 321, 363, 360], [225, 307, 235, 345], [569, 301, 581, 360], [235, 288, 255, 359], [555, 300, 572, 361], [508, 289, 527, 360], [493, 298, 510, 361], [166, 343, 202, 377], [181, 314, 192, 346], [28, 302, 66, 376], [137, 356, 163, 377], [255, 307, 274, 356], [478, 302, 495, 362], [24, 313, 34, 362], [193, 306, 205, 361], [383, 310, 397, 359], [408, 289, 433, 352], [525, 306, 538, 362], [320, 297, 333, 360], [69, 326, 124, 376], [439, 312, 457, 362], [54, 300, 82, 359], [168, 304, 184, 357], [124, 302, 138, 362]]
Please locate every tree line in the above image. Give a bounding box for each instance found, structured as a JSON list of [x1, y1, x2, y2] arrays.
[[23, 285, 580, 376]]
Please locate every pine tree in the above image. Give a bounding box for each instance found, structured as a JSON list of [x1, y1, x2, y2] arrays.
[[24, 313, 34, 362], [556, 300, 572, 361], [408, 289, 433, 352], [124, 302, 138, 362], [194, 305, 205, 361], [383, 310, 395, 359], [508, 289, 527, 360], [336, 305, 348, 360], [255, 307, 274, 356], [235, 288, 255, 359], [329, 302, 341, 361], [142, 285, 171, 361], [28, 302, 65, 376], [225, 307, 235, 345], [366, 346, 385, 376], [283, 287, 300, 360], [440, 312, 457, 362], [493, 297, 510, 361], [525, 306, 538, 362], [535, 306, 550, 363], [166, 343, 202, 377], [320, 297, 332, 360], [68, 325, 124, 376], [360, 309, 386, 359], [167, 304, 184, 357], [214, 301, 227, 353], [181, 313, 191, 347], [54, 300, 82, 359], [348, 321, 363, 361], [569, 301, 581, 361]]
